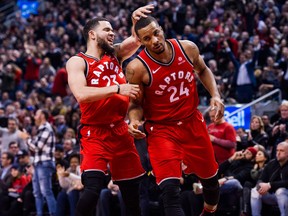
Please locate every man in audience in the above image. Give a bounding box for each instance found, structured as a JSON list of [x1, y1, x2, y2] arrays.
[[250, 141, 288, 216]]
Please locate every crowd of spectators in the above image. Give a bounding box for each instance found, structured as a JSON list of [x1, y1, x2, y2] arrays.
[[0, 0, 288, 215]]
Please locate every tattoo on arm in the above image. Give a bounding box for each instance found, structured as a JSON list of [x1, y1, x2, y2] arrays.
[[126, 68, 136, 83]]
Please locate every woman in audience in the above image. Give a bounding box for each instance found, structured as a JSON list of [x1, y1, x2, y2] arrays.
[[56, 154, 82, 216], [247, 115, 269, 149], [241, 148, 269, 216]]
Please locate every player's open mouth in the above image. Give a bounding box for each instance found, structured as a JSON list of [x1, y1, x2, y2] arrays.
[[107, 38, 114, 44]]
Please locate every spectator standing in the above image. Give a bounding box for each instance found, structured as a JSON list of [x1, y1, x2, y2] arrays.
[[223, 37, 260, 103], [23, 49, 42, 93], [208, 108, 237, 164], [19, 109, 57, 216], [278, 47, 288, 100], [0, 117, 27, 153], [51, 67, 68, 97], [39, 57, 56, 79]]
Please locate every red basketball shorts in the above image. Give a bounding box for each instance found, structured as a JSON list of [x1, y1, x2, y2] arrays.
[[78, 120, 145, 181], [145, 110, 218, 185]]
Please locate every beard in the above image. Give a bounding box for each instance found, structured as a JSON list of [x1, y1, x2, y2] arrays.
[[98, 37, 115, 55]]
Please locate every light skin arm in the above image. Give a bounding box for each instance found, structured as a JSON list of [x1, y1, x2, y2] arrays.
[[126, 58, 148, 139], [114, 4, 154, 63], [180, 40, 224, 121], [66, 56, 140, 103]]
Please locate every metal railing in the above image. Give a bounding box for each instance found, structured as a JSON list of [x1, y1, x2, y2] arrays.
[[0, 0, 17, 24], [225, 88, 282, 118]]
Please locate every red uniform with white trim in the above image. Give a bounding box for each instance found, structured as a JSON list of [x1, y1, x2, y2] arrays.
[[77, 52, 145, 181], [138, 39, 218, 184]]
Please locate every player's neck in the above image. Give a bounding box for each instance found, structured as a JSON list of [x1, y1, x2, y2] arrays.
[[85, 46, 104, 59]]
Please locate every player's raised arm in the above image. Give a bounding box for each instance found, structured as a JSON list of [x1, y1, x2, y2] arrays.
[[115, 4, 154, 62]]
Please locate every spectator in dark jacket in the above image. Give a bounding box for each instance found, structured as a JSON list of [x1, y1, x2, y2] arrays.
[[270, 101, 288, 158], [223, 37, 260, 103], [241, 148, 270, 216], [218, 147, 257, 192], [250, 141, 288, 216], [246, 115, 269, 149]]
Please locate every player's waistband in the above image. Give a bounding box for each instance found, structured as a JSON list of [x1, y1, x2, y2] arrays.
[[80, 119, 126, 128], [146, 110, 199, 126]]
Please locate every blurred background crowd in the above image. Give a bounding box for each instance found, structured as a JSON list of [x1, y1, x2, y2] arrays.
[[0, 0, 288, 215]]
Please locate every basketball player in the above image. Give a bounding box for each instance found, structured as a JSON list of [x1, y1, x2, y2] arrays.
[[66, 5, 154, 216], [126, 16, 224, 216]]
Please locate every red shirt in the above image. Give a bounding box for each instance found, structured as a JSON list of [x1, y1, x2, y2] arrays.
[[24, 57, 42, 81], [77, 53, 128, 125], [138, 39, 198, 122], [11, 175, 30, 194], [207, 121, 236, 164], [52, 68, 68, 97]]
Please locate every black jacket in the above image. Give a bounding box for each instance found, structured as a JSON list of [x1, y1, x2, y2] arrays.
[[219, 159, 254, 185], [258, 159, 288, 193]]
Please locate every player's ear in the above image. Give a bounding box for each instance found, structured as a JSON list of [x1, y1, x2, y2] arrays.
[[89, 30, 96, 41]]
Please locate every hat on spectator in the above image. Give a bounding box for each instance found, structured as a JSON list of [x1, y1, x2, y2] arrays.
[[11, 164, 20, 170], [55, 144, 64, 152], [247, 147, 257, 157], [17, 150, 29, 157]]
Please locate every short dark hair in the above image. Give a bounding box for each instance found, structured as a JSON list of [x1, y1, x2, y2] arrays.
[[40, 109, 50, 120], [2, 152, 14, 164], [9, 141, 18, 148], [135, 16, 159, 37], [8, 117, 18, 125], [83, 17, 109, 42]]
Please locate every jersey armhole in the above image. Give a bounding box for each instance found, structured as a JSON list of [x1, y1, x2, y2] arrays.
[[174, 39, 194, 67], [136, 56, 152, 87], [83, 59, 88, 77]]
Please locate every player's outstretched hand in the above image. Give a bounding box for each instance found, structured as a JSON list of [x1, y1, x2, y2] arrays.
[[128, 120, 146, 139], [119, 84, 140, 99]]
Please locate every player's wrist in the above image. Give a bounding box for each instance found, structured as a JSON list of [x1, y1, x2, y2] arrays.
[[116, 84, 120, 94]]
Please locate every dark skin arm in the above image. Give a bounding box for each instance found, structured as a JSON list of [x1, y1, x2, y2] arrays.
[[126, 58, 149, 139], [181, 40, 224, 118], [126, 40, 224, 139]]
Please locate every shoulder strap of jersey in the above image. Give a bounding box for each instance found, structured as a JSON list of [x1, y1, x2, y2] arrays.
[[77, 53, 88, 77]]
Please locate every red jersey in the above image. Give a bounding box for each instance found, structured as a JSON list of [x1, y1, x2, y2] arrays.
[[77, 52, 128, 125], [137, 39, 198, 122]]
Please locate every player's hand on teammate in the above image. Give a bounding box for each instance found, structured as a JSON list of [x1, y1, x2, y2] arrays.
[[119, 84, 140, 99], [210, 96, 224, 121], [131, 4, 154, 23], [128, 120, 146, 139]]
